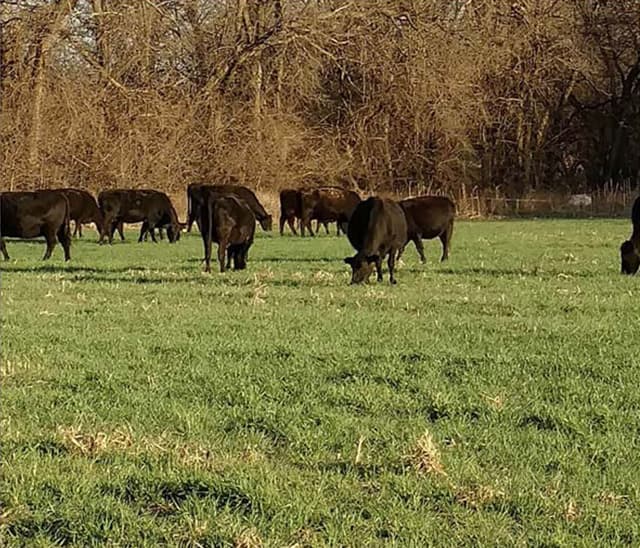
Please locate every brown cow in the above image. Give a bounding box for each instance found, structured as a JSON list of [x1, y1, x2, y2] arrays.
[[300, 186, 361, 237], [399, 196, 456, 263], [279, 188, 302, 235], [0, 190, 71, 261], [621, 196, 640, 275], [199, 190, 256, 273]]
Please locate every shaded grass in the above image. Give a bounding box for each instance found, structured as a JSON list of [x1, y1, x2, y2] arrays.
[[1, 220, 639, 546]]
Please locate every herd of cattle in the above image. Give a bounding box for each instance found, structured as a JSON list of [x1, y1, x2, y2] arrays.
[[1, 184, 639, 281]]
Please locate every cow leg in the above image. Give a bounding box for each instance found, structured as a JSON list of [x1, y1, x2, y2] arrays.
[[306, 218, 315, 237], [58, 220, 71, 261], [117, 222, 125, 241], [375, 257, 383, 282], [413, 235, 426, 263], [158, 228, 164, 241], [107, 221, 118, 244], [149, 224, 158, 243], [336, 222, 341, 236], [42, 228, 57, 260], [226, 247, 233, 270], [288, 217, 298, 236], [388, 252, 398, 285], [279, 215, 286, 236], [0, 238, 9, 260], [72, 221, 79, 238], [440, 220, 454, 261], [218, 241, 227, 273], [138, 223, 147, 243], [323, 222, 330, 235]]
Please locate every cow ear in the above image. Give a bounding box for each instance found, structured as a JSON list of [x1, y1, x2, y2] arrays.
[[366, 255, 379, 264], [344, 257, 354, 265]]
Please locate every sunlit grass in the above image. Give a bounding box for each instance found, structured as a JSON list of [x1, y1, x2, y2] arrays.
[[1, 220, 639, 545]]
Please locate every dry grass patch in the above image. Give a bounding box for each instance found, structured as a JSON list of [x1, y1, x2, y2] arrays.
[[56, 425, 265, 471], [564, 498, 580, 522], [406, 430, 446, 477], [234, 528, 264, 548], [596, 491, 628, 507], [455, 484, 505, 509]]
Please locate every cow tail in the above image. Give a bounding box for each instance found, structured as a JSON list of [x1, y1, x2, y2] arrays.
[[63, 196, 72, 239]]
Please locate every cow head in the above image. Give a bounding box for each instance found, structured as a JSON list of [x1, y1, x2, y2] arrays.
[[344, 255, 376, 284], [620, 240, 640, 275], [259, 215, 273, 231], [166, 222, 183, 243]]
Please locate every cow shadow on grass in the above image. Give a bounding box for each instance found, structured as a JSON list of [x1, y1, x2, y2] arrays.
[[432, 266, 600, 278], [260, 256, 342, 264]]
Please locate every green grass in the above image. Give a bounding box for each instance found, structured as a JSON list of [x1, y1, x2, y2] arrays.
[[1, 220, 639, 546]]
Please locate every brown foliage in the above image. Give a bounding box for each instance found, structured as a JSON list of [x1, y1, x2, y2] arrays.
[[1, 1, 639, 198]]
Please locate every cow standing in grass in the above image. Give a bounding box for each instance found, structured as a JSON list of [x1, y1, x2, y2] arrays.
[[300, 186, 361, 237], [344, 197, 407, 284], [199, 189, 256, 273], [98, 189, 182, 244], [0, 190, 71, 261], [620, 196, 640, 275], [399, 196, 456, 263], [51, 188, 103, 238], [187, 183, 272, 233], [279, 188, 302, 235]]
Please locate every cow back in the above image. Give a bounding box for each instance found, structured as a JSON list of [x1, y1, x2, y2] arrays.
[[400, 195, 455, 238], [347, 197, 407, 257]]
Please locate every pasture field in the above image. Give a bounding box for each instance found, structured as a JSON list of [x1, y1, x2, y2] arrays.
[[1, 219, 639, 546]]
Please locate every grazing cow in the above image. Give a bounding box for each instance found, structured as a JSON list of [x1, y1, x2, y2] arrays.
[[98, 189, 182, 244], [52, 188, 103, 238], [199, 190, 256, 273], [344, 197, 407, 284], [279, 188, 302, 235], [399, 196, 456, 263], [187, 183, 272, 233], [300, 186, 361, 237], [620, 196, 640, 275], [0, 190, 71, 261]]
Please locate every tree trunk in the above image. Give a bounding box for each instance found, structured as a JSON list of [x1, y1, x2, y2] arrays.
[[28, 0, 79, 169]]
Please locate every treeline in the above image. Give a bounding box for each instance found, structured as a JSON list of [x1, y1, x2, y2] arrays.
[[1, 0, 639, 199]]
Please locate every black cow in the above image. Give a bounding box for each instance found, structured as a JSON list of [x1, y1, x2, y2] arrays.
[[399, 196, 456, 263], [199, 190, 256, 273], [300, 186, 361, 237], [187, 183, 272, 233], [98, 189, 182, 244], [344, 197, 407, 284], [0, 190, 71, 261], [621, 196, 640, 275], [52, 188, 103, 238]]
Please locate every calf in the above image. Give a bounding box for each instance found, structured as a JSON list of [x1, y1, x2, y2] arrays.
[[399, 196, 456, 262], [344, 197, 407, 284], [0, 190, 71, 261], [300, 186, 361, 236], [199, 190, 256, 273], [620, 196, 640, 275], [279, 188, 302, 235], [52, 188, 103, 238], [187, 183, 272, 232], [98, 189, 182, 244]]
